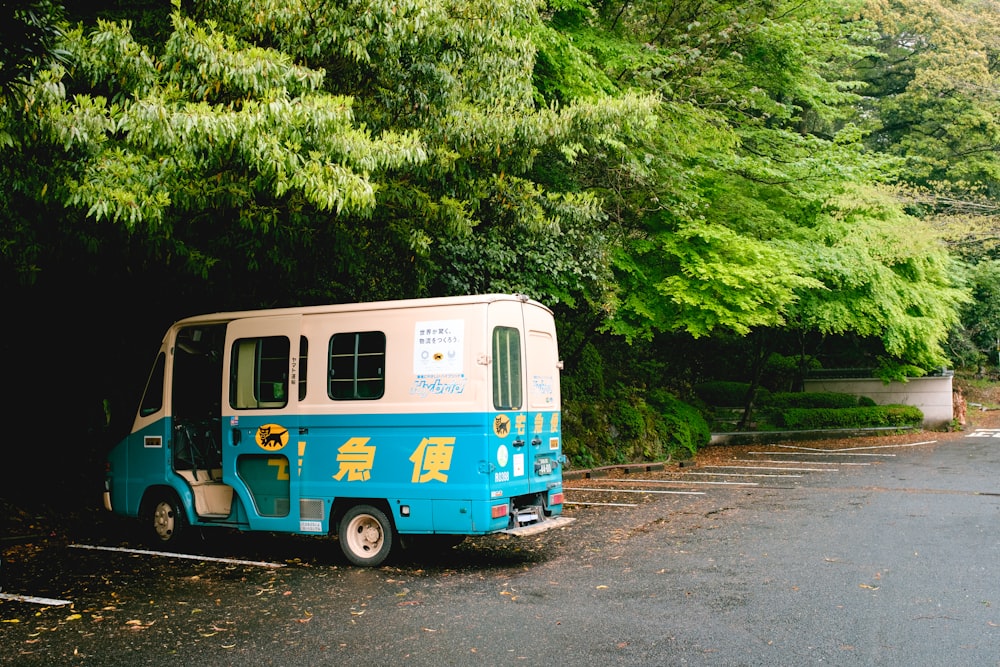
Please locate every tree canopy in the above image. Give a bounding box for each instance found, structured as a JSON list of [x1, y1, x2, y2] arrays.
[[0, 0, 992, 475]]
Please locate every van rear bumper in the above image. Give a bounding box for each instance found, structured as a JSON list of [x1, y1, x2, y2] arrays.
[[500, 515, 575, 536]]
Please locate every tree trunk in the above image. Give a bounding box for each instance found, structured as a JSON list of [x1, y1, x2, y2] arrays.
[[736, 331, 774, 431]]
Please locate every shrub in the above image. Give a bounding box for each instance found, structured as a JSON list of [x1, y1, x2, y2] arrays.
[[562, 389, 711, 467], [562, 343, 606, 400], [763, 392, 866, 409], [561, 399, 610, 468], [609, 399, 645, 441], [777, 405, 923, 430], [648, 390, 711, 459], [881, 405, 925, 426]]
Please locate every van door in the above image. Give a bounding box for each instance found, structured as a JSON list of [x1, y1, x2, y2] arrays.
[[523, 303, 562, 497], [487, 299, 563, 516], [486, 299, 533, 502], [222, 315, 301, 532]]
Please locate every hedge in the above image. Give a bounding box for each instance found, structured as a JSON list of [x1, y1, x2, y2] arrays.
[[763, 391, 868, 409], [776, 405, 923, 430]]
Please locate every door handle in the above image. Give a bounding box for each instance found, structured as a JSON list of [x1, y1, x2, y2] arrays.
[[231, 428, 241, 446], [512, 438, 525, 448], [531, 437, 542, 447]]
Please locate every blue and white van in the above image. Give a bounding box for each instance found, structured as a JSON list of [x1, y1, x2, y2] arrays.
[[103, 294, 572, 565]]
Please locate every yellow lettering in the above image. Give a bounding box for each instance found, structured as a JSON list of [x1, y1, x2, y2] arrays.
[[268, 457, 289, 481], [409, 437, 455, 484], [333, 437, 375, 482]]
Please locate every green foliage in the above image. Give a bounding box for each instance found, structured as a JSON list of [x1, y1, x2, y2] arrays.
[[609, 398, 645, 441], [762, 352, 820, 392], [0, 0, 69, 98], [950, 261, 1000, 366], [552, 0, 968, 372], [561, 387, 709, 466], [693, 381, 770, 407], [776, 405, 923, 430], [872, 358, 928, 383], [856, 0, 1000, 342], [647, 389, 711, 459], [561, 342, 606, 399], [189, 0, 661, 310], [560, 398, 607, 468], [1, 0, 987, 481], [763, 392, 865, 409]]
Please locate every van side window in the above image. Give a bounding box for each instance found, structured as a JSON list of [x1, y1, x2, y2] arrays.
[[329, 332, 385, 400], [230, 336, 290, 409], [492, 326, 522, 410], [139, 352, 166, 417]]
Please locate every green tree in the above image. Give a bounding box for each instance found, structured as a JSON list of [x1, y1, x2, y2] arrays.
[[538, 0, 967, 368], [189, 0, 659, 310], [858, 0, 1000, 263], [949, 260, 1000, 368], [0, 0, 68, 97]]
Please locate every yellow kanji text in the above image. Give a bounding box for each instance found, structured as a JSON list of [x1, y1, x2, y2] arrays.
[[409, 437, 455, 484]]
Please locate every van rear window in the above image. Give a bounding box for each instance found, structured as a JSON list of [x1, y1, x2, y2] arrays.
[[329, 332, 385, 400], [492, 326, 522, 410]]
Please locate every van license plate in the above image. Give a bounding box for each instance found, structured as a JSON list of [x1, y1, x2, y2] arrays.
[[536, 458, 552, 475]]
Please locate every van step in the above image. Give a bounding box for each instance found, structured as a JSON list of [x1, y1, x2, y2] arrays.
[[501, 515, 575, 537]]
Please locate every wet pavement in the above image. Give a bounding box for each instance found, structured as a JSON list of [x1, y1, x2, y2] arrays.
[[2, 425, 999, 665]]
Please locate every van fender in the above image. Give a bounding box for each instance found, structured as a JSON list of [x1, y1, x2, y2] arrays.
[[139, 482, 197, 528], [330, 497, 395, 535]]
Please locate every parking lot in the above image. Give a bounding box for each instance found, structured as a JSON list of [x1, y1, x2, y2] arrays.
[[563, 436, 946, 507], [2, 427, 999, 665]]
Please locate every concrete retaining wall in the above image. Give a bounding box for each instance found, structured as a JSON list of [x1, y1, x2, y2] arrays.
[[803, 375, 953, 429]]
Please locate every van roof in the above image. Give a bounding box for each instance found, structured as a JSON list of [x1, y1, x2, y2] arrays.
[[172, 293, 549, 327]]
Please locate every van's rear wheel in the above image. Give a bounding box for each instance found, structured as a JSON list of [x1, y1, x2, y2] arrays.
[[339, 505, 393, 567], [145, 491, 187, 546]]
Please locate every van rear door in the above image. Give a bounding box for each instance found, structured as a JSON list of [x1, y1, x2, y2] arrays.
[[222, 315, 302, 532], [523, 303, 562, 497], [485, 298, 561, 508], [486, 299, 530, 502]]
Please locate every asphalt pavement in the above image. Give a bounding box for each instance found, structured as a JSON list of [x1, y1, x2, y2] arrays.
[[2, 425, 999, 666]]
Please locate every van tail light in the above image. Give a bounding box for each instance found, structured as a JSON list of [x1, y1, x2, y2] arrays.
[[491, 503, 509, 519], [550, 492, 564, 506]]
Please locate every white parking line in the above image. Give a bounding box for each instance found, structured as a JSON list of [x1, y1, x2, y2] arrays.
[[570, 487, 706, 496], [0, 592, 73, 606], [680, 471, 803, 478], [702, 465, 837, 472], [749, 451, 895, 457], [69, 544, 285, 568], [565, 501, 639, 507], [589, 478, 759, 487], [776, 441, 936, 452], [737, 459, 871, 466]]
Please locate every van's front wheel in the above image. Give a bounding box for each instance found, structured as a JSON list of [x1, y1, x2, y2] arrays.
[[145, 491, 187, 546], [339, 505, 393, 567]]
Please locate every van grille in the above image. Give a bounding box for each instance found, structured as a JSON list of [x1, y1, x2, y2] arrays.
[[300, 498, 325, 520]]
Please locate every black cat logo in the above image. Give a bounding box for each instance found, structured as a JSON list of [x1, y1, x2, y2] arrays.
[[493, 414, 511, 438], [256, 424, 289, 451]]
